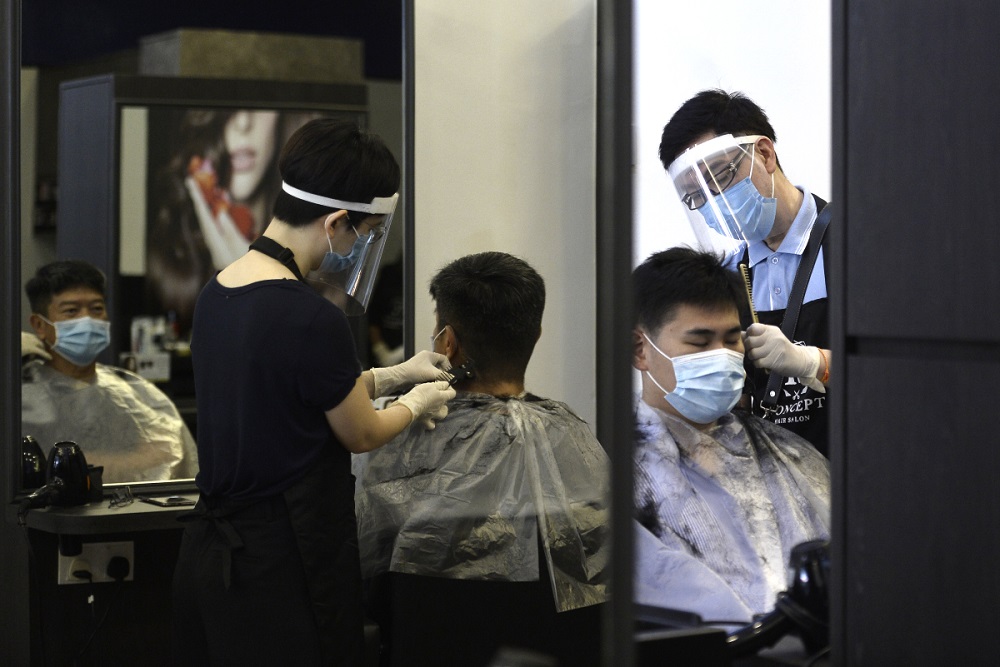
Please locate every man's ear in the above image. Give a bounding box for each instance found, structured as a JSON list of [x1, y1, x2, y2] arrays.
[[632, 329, 649, 371], [28, 313, 48, 342], [443, 325, 461, 364], [754, 136, 779, 175]]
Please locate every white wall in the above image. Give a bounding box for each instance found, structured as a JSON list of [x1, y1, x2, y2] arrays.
[[633, 0, 832, 265], [413, 1, 598, 427]]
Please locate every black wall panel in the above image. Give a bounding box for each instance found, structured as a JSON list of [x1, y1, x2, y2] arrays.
[[844, 356, 1000, 664], [845, 1, 1000, 341], [837, 1, 1000, 665]]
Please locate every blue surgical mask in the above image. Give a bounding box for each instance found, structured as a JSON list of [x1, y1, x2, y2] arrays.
[[702, 147, 777, 243], [320, 226, 365, 274], [643, 333, 746, 424], [40, 316, 111, 366]]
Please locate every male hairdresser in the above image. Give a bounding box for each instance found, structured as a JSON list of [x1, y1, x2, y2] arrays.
[[659, 89, 832, 455]]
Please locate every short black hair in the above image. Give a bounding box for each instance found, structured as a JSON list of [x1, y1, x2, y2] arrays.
[[633, 247, 745, 336], [658, 89, 779, 172], [429, 252, 545, 385], [272, 117, 400, 228], [25, 260, 106, 315]]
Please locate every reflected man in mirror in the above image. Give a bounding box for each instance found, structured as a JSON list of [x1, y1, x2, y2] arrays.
[[631, 248, 829, 623], [21, 260, 198, 483]]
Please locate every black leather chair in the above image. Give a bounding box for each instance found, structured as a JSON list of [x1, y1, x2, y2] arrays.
[[367, 534, 603, 667]]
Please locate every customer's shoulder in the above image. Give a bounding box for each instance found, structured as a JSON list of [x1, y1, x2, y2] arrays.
[[524, 394, 590, 423], [99, 364, 178, 406], [736, 409, 828, 461]]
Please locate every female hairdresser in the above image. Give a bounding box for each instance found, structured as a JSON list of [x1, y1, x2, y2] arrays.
[[172, 118, 455, 666]]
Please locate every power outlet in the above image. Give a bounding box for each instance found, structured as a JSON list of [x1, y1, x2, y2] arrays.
[[57, 541, 134, 585]]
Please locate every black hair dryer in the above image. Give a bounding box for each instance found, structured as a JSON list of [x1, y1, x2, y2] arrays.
[[45, 441, 92, 507], [725, 539, 831, 658], [21, 435, 47, 490]]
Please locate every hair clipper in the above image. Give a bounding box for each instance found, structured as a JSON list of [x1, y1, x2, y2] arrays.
[[448, 359, 476, 386]]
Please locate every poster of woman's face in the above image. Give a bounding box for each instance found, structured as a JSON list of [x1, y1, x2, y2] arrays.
[[144, 107, 321, 336]]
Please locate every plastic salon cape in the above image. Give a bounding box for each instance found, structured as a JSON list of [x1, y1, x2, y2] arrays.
[[633, 399, 830, 620], [21, 361, 198, 483], [355, 392, 610, 612]]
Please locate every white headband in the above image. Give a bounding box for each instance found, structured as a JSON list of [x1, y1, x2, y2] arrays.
[[666, 134, 766, 180], [281, 181, 399, 215]]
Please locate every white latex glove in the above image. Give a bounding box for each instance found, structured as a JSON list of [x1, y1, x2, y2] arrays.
[[394, 380, 456, 430], [743, 323, 825, 392], [185, 177, 250, 270], [371, 350, 452, 398], [21, 331, 51, 361]]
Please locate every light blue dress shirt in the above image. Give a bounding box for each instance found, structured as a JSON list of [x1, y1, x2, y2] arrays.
[[745, 187, 827, 312]]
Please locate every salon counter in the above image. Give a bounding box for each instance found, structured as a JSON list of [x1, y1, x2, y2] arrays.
[[13, 493, 197, 667], [23, 492, 198, 534]]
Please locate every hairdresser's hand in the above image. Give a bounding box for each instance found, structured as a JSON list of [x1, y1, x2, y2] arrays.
[[744, 323, 824, 391], [185, 177, 249, 270], [21, 331, 51, 361], [395, 380, 456, 430], [371, 350, 452, 398]]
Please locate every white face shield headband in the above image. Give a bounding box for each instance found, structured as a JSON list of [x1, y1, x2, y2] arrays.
[[282, 181, 399, 316]]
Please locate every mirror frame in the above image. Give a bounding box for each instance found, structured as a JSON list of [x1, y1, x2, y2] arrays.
[[3, 0, 22, 504], [1, 2, 30, 664], [595, 1, 635, 664], [402, 0, 415, 360]]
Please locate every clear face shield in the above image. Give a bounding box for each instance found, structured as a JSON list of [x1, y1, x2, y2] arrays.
[[282, 181, 399, 316], [667, 134, 776, 247]]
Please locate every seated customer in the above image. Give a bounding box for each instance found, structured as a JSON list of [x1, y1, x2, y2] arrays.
[[632, 248, 830, 622], [355, 251, 609, 614], [21, 260, 198, 483]]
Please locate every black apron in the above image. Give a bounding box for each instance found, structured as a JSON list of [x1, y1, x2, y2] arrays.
[[742, 194, 831, 457], [747, 299, 829, 456], [173, 446, 364, 666]]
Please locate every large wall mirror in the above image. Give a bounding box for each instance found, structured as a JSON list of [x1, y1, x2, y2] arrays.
[[11, 1, 405, 490], [627, 0, 832, 659]]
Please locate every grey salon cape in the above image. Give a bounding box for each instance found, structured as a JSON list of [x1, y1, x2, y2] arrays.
[[633, 399, 830, 621], [355, 392, 609, 612], [22, 361, 198, 483]]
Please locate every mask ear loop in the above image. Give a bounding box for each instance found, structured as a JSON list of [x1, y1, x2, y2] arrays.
[[642, 332, 674, 361], [35, 315, 57, 346], [645, 369, 672, 397], [751, 142, 777, 198], [641, 332, 676, 396], [326, 212, 361, 254]]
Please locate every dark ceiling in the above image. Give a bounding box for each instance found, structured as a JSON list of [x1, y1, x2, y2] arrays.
[[21, 0, 403, 80]]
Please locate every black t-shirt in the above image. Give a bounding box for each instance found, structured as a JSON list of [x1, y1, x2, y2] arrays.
[[191, 277, 361, 501]]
